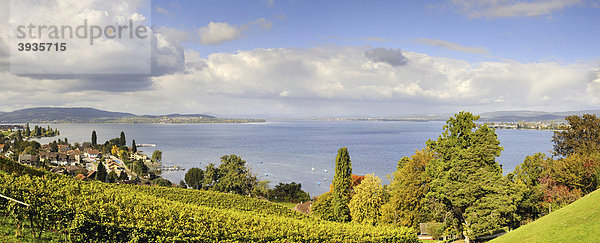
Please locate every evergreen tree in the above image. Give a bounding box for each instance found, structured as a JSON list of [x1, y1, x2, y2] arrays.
[[332, 147, 352, 222], [16, 130, 22, 141], [132, 139, 137, 153], [91, 130, 97, 146], [96, 162, 107, 182], [107, 170, 118, 183], [425, 112, 513, 239], [119, 131, 126, 147], [118, 171, 129, 181], [25, 123, 30, 137]]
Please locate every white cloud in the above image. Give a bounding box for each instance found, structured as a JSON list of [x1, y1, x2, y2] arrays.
[[415, 38, 489, 55], [198, 18, 272, 45], [0, 45, 598, 116], [449, 0, 582, 19]]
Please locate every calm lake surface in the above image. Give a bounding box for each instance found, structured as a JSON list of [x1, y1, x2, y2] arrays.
[[33, 121, 554, 196]]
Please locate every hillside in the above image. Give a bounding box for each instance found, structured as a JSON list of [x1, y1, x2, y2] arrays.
[[0, 157, 416, 242], [0, 107, 134, 122], [480, 110, 600, 122], [0, 107, 254, 123], [492, 189, 600, 242]]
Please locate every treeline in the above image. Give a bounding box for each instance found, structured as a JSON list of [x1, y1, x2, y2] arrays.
[[183, 155, 311, 203], [311, 112, 600, 241]]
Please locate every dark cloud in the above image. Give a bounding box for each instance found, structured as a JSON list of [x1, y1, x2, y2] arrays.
[[364, 48, 408, 66]]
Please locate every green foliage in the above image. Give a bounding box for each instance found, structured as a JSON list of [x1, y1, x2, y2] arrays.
[[332, 147, 352, 222], [185, 167, 204, 190], [268, 182, 310, 203], [118, 171, 129, 181], [152, 150, 162, 162], [95, 162, 107, 182], [133, 159, 149, 177], [152, 177, 173, 187], [425, 111, 512, 239], [131, 139, 137, 153], [212, 155, 258, 195], [552, 114, 600, 157], [311, 191, 336, 221], [348, 174, 385, 225], [119, 131, 126, 147], [91, 130, 97, 146], [381, 148, 433, 229], [107, 170, 117, 183]]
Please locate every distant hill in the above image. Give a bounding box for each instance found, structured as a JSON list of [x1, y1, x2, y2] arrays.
[[480, 110, 600, 122], [492, 189, 600, 242], [0, 107, 220, 123], [0, 107, 134, 123]]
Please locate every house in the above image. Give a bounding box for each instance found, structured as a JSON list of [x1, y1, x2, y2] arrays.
[[18, 153, 39, 165], [67, 150, 82, 164], [84, 149, 101, 160], [293, 201, 312, 215], [86, 170, 96, 180], [58, 144, 69, 152], [74, 174, 86, 180]]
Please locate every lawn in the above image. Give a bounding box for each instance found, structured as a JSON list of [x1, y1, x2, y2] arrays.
[[492, 189, 600, 242]]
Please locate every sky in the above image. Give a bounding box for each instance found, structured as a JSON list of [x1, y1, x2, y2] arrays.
[[0, 0, 599, 117]]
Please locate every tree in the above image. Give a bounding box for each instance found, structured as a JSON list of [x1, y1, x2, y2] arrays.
[[510, 153, 548, 222], [202, 163, 219, 190], [311, 191, 336, 221], [553, 114, 600, 157], [96, 162, 107, 182], [91, 130, 97, 146], [25, 123, 30, 137], [348, 174, 385, 225], [50, 141, 58, 152], [179, 180, 187, 189], [425, 112, 511, 240], [332, 147, 352, 222], [119, 131, 126, 147], [213, 155, 258, 195], [185, 167, 204, 190], [268, 182, 310, 203], [381, 148, 433, 229], [107, 170, 118, 183], [152, 150, 162, 162], [16, 130, 22, 141], [118, 171, 129, 181], [132, 139, 137, 153], [133, 159, 148, 176], [153, 177, 173, 187]]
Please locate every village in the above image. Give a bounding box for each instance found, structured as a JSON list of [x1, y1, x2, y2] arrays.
[[0, 124, 168, 185]]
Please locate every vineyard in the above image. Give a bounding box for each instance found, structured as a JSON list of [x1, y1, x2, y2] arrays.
[[0, 157, 416, 242]]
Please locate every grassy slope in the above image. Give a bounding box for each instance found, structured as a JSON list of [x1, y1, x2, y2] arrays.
[[492, 189, 600, 243]]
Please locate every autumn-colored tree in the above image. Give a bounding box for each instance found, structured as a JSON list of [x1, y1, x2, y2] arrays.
[[348, 174, 385, 225], [380, 148, 433, 229]]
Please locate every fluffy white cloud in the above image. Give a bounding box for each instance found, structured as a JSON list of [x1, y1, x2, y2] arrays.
[[198, 18, 272, 45], [449, 0, 582, 19], [0, 44, 598, 116]]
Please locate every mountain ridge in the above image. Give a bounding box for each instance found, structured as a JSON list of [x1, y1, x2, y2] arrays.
[[0, 107, 216, 123]]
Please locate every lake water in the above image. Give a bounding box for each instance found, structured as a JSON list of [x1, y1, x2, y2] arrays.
[[32, 121, 554, 196]]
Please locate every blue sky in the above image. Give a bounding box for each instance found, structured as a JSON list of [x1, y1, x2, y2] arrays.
[[152, 0, 600, 63], [1, 0, 599, 116]]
